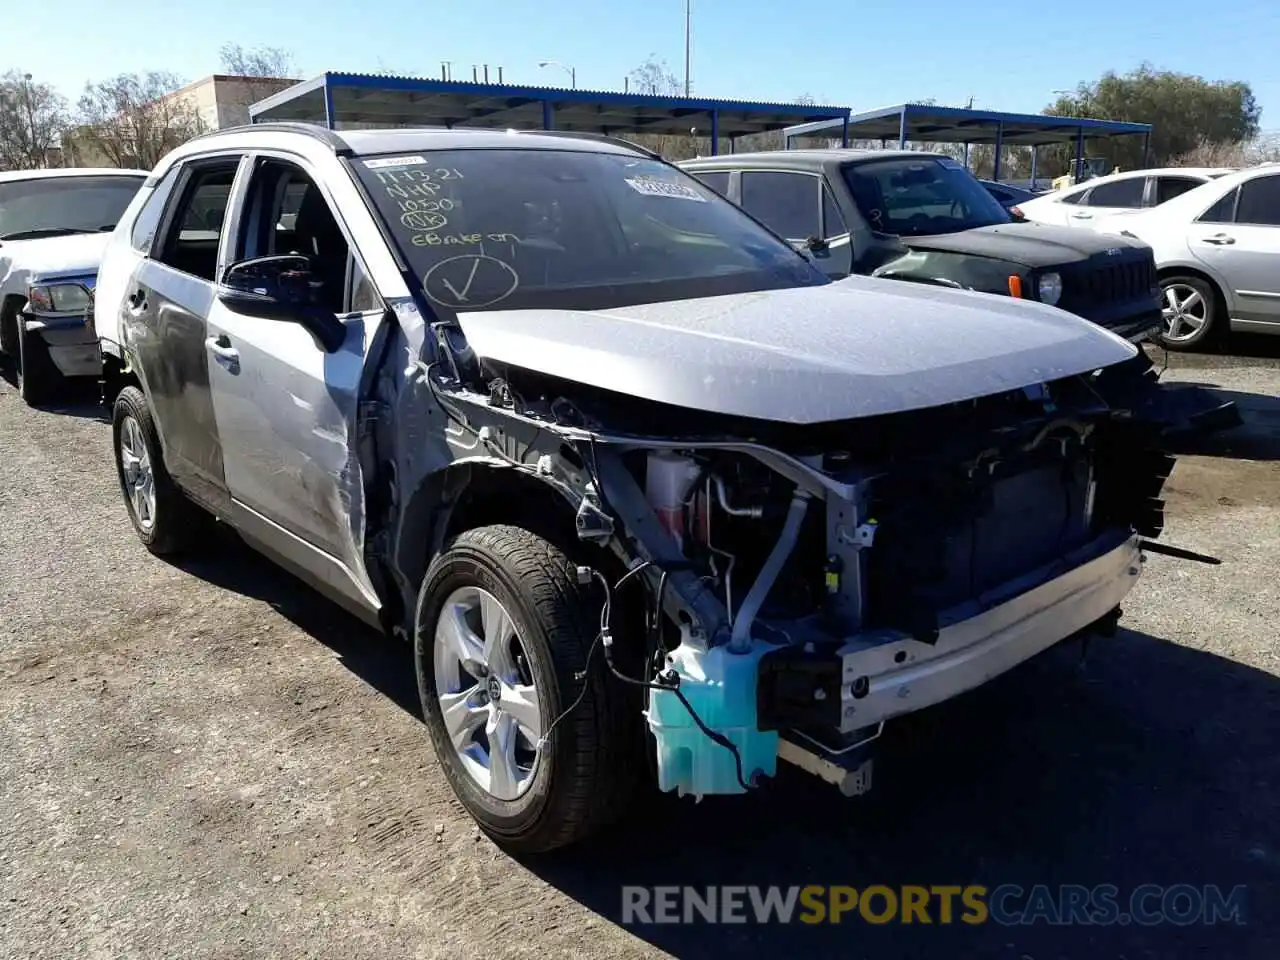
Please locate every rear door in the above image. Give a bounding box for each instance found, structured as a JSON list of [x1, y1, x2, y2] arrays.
[[1189, 172, 1280, 326], [205, 152, 384, 614], [122, 155, 247, 512]]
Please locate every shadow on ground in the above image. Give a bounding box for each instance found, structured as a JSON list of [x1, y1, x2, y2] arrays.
[[175, 533, 1279, 959], [1162, 386, 1280, 462]]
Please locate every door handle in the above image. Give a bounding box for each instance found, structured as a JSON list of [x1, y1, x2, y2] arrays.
[[1069, 211, 1093, 219], [205, 334, 240, 367], [1200, 233, 1235, 245]]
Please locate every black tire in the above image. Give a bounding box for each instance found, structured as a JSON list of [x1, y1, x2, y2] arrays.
[[415, 524, 637, 853], [1155, 274, 1220, 352], [111, 385, 211, 556], [0, 305, 17, 361], [16, 322, 59, 407]]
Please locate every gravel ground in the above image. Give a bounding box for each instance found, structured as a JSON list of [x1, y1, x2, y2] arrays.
[[1, 342, 1278, 960]]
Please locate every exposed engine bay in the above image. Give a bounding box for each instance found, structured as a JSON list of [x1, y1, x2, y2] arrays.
[[384, 320, 1219, 802]]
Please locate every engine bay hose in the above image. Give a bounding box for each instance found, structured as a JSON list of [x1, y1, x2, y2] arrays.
[[728, 490, 811, 653]]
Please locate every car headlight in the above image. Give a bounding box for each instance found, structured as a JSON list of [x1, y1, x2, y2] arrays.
[[27, 282, 94, 316], [1037, 272, 1063, 306]]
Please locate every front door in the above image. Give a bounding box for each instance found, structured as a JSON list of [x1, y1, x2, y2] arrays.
[[737, 170, 853, 278], [123, 157, 245, 510], [207, 154, 383, 613]]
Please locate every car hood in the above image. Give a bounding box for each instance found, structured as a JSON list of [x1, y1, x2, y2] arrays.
[[455, 275, 1138, 425], [899, 221, 1150, 267], [0, 232, 109, 301]]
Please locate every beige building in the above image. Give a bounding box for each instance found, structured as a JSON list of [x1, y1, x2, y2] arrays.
[[165, 74, 300, 131]]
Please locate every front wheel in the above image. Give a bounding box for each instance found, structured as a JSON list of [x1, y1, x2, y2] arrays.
[[415, 525, 636, 853], [1157, 275, 1219, 351]]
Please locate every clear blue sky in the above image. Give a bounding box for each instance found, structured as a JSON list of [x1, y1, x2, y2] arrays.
[[29, 0, 1280, 127]]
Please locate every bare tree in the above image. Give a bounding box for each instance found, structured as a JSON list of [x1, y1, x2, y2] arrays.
[[0, 70, 69, 170], [219, 42, 296, 78], [629, 56, 681, 96], [74, 72, 206, 169]]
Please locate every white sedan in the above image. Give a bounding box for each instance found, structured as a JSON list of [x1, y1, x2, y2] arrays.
[[1017, 167, 1234, 229], [1092, 164, 1280, 350]]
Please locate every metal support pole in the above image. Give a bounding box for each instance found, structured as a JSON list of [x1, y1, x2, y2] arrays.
[[322, 75, 335, 130], [841, 116, 849, 148], [992, 121, 1004, 181], [963, 142, 970, 170], [1030, 145, 1038, 187], [710, 109, 719, 156], [542, 100, 554, 130], [898, 107, 908, 149], [1075, 128, 1085, 180], [730, 135, 737, 154]]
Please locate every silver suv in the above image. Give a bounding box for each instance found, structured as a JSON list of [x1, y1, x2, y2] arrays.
[[96, 123, 1186, 852]]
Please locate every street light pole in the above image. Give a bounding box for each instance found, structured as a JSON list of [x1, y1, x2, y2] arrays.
[[684, 0, 692, 97], [537, 60, 576, 89], [21, 73, 44, 168]]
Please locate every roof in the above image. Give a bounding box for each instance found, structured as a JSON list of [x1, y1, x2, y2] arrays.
[[784, 103, 1152, 147], [681, 148, 926, 170], [248, 71, 850, 139], [189, 122, 661, 158], [0, 168, 148, 183]]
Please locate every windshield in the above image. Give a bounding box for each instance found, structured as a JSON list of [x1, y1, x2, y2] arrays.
[[841, 156, 1011, 237], [352, 148, 826, 316], [0, 175, 146, 240]]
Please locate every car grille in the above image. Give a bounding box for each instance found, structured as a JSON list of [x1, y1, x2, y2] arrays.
[[1081, 256, 1156, 303]]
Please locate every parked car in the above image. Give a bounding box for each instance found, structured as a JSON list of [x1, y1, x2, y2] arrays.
[[0, 168, 148, 404], [1016, 167, 1234, 229], [99, 123, 1205, 852], [680, 149, 1164, 343], [978, 178, 1040, 214], [1091, 163, 1280, 350]]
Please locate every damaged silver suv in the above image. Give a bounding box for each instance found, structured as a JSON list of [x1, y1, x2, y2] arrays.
[[96, 123, 1195, 852]]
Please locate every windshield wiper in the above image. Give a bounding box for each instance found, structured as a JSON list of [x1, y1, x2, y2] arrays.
[[0, 227, 98, 241]]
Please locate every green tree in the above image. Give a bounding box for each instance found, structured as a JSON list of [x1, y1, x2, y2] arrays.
[[0, 71, 68, 170], [1043, 63, 1260, 172]]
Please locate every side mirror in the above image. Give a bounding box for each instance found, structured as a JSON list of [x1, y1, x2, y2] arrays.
[[805, 235, 830, 253], [217, 255, 346, 353], [1009, 206, 1028, 222]]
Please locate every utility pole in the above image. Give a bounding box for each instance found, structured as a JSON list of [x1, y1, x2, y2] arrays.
[[684, 0, 691, 97]]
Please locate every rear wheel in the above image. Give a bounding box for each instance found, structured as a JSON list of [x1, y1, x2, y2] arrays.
[[415, 525, 636, 853], [1157, 275, 1219, 351], [112, 385, 211, 556]]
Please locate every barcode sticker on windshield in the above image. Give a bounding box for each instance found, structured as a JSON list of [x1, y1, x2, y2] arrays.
[[364, 156, 428, 169], [624, 177, 708, 202]]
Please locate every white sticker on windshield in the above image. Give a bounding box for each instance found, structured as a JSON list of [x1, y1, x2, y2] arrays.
[[364, 155, 428, 169], [624, 177, 708, 202]]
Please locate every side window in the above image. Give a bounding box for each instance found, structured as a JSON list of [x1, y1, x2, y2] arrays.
[[349, 257, 381, 312], [1196, 187, 1239, 224], [1235, 175, 1280, 226], [154, 161, 241, 282], [1057, 186, 1089, 205], [1154, 176, 1204, 205], [821, 185, 848, 238], [740, 171, 820, 240], [1082, 177, 1145, 208], [130, 167, 180, 253], [238, 159, 359, 314], [692, 171, 730, 197]]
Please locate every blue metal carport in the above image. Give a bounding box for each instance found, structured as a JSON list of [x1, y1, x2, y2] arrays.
[[783, 103, 1152, 183], [248, 72, 851, 156]]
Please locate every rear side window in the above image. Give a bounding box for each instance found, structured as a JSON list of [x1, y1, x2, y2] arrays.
[[1057, 186, 1088, 205], [155, 161, 241, 282], [1154, 176, 1203, 205], [740, 171, 820, 240], [691, 171, 730, 197], [1083, 177, 1145, 208], [130, 167, 180, 253], [1235, 174, 1280, 226], [821, 186, 847, 239]]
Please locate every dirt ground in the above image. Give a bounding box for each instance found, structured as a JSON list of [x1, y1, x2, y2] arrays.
[[1, 341, 1278, 960]]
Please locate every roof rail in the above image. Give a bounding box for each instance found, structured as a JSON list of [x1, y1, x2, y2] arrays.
[[186, 120, 350, 153], [512, 129, 661, 159]]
